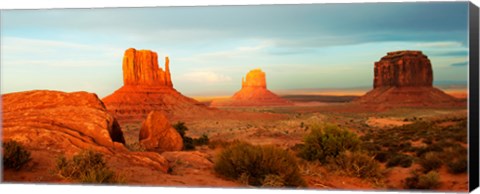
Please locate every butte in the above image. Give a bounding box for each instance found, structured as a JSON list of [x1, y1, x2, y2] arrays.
[[211, 69, 293, 107], [355, 50, 463, 107], [102, 48, 216, 123]]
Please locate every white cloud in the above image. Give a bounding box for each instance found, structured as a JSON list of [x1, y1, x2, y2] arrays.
[[180, 71, 232, 83]]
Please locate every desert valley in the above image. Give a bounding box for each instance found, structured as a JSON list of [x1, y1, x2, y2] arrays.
[[1, 48, 469, 191]]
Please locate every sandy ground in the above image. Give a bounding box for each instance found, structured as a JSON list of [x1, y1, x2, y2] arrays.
[[4, 98, 468, 192]]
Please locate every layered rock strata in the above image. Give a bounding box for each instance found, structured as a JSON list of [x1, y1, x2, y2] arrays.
[[102, 48, 216, 123], [356, 51, 461, 107], [2, 90, 170, 182]]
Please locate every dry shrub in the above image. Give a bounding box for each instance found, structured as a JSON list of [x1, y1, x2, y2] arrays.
[[386, 154, 413, 168], [300, 124, 361, 163], [214, 141, 306, 187], [404, 170, 441, 190], [443, 146, 467, 174], [418, 152, 442, 172], [2, 140, 31, 170], [56, 150, 124, 184], [327, 151, 383, 179]]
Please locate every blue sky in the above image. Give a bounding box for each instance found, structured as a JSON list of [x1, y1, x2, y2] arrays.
[[0, 2, 470, 97]]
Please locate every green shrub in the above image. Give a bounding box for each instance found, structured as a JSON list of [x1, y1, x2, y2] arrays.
[[327, 151, 383, 179], [193, 134, 209, 146], [386, 154, 413, 168], [404, 171, 441, 190], [183, 136, 195, 150], [418, 152, 442, 172], [2, 140, 32, 170], [173, 122, 188, 138], [300, 124, 361, 163], [173, 122, 210, 150], [56, 150, 124, 184], [214, 141, 306, 187]]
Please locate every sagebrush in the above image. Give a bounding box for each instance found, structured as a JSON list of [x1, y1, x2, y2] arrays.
[[56, 150, 124, 184], [404, 170, 441, 190], [300, 124, 361, 163], [214, 141, 306, 187], [327, 151, 383, 179], [2, 140, 31, 170]]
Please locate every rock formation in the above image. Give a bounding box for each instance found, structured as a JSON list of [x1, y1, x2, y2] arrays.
[[373, 51, 433, 88], [102, 48, 217, 123], [211, 69, 293, 107], [123, 48, 173, 87], [2, 90, 170, 182], [2, 90, 126, 149], [356, 51, 461, 107], [139, 111, 183, 153]]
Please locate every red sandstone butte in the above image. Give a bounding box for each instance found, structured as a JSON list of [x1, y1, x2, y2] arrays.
[[356, 50, 462, 107], [102, 48, 216, 123], [211, 69, 293, 107]]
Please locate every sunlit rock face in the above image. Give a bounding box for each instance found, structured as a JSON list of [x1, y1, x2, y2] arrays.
[[122, 48, 173, 87], [139, 111, 183, 153], [211, 69, 293, 107], [2, 90, 126, 152], [2, 90, 171, 178], [356, 50, 461, 107], [103, 48, 216, 123], [242, 69, 266, 88]]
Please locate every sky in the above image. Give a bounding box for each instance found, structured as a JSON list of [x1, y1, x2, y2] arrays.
[[0, 2, 470, 97]]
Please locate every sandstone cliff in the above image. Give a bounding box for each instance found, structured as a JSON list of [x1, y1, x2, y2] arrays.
[[356, 50, 462, 107], [373, 51, 432, 88], [123, 48, 173, 87], [103, 48, 217, 123], [211, 69, 292, 107]]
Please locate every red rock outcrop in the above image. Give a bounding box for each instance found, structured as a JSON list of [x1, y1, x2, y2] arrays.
[[242, 69, 266, 88], [2, 90, 126, 150], [102, 48, 217, 123], [139, 111, 183, 153], [373, 50, 433, 88], [356, 51, 462, 107], [211, 69, 293, 107], [2, 90, 170, 183]]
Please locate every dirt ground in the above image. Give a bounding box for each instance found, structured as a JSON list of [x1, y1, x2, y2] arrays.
[[115, 101, 468, 192], [4, 99, 468, 192]]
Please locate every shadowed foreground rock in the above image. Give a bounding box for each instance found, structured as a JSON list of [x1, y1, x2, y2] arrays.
[[139, 111, 183, 153], [103, 48, 218, 123], [211, 69, 293, 107], [356, 51, 463, 107], [2, 90, 169, 183]]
